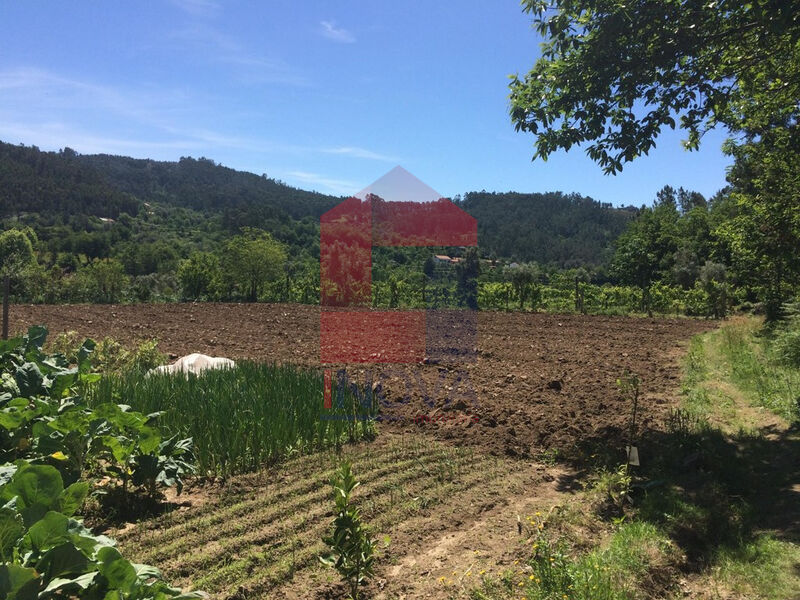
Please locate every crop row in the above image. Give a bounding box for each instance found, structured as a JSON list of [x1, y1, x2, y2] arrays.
[[89, 361, 377, 476]]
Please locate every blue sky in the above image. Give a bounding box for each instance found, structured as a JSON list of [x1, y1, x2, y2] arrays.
[[0, 0, 732, 205]]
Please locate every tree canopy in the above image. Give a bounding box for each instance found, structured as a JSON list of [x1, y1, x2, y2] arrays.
[[0, 228, 36, 280], [510, 0, 800, 173], [511, 0, 800, 316], [221, 229, 287, 302]]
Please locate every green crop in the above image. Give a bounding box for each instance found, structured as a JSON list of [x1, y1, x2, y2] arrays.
[[89, 363, 377, 477], [0, 326, 202, 599], [0, 462, 205, 600]]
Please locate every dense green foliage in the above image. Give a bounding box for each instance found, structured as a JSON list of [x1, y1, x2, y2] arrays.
[[0, 326, 201, 599], [1, 141, 646, 306], [510, 0, 800, 317], [0, 145, 140, 220], [1, 132, 796, 316], [88, 363, 376, 477], [0, 228, 38, 338], [457, 191, 634, 267]]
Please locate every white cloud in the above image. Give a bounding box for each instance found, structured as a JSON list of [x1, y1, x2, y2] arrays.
[[0, 66, 396, 194], [170, 0, 220, 18], [0, 121, 205, 157], [285, 170, 359, 195], [321, 146, 398, 162], [0, 67, 190, 130], [0, 67, 262, 158], [170, 25, 310, 86], [320, 20, 355, 44]]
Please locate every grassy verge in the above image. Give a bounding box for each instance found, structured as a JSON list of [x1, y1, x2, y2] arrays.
[[472, 317, 800, 600], [714, 318, 800, 422]]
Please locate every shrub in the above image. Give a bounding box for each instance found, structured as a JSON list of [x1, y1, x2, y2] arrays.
[[50, 333, 166, 374], [320, 461, 375, 599], [773, 303, 800, 367]]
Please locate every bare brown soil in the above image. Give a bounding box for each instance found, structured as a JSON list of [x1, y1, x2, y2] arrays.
[[11, 303, 714, 459]]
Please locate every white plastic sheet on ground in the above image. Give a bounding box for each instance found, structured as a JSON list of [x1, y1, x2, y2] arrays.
[[149, 353, 235, 376]]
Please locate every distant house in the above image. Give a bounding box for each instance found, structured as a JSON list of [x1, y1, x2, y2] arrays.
[[508, 262, 520, 269], [98, 217, 115, 224], [432, 254, 464, 265]]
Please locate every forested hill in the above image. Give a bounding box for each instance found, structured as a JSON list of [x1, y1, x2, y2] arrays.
[[0, 141, 341, 226], [458, 191, 636, 267], [79, 153, 340, 222], [1, 141, 635, 267]]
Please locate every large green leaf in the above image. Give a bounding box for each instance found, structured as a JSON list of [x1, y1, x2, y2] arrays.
[[0, 409, 25, 430], [66, 519, 113, 556], [42, 571, 97, 594], [26, 510, 70, 552], [14, 363, 44, 398], [48, 408, 89, 435], [132, 563, 162, 580], [98, 435, 135, 464], [97, 546, 138, 593], [0, 563, 39, 600], [50, 369, 78, 400], [0, 336, 23, 354], [0, 463, 63, 526], [138, 426, 161, 455], [36, 541, 91, 583], [94, 403, 146, 431], [77, 339, 96, 374], [23, 326, 48, 353], [58, 481, 89, 517]]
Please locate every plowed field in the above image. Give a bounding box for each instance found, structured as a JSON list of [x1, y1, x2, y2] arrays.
[[11, 303, 713, 457]]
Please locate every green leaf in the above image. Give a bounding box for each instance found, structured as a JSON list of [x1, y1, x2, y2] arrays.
[[77, 339, 96, 374], [137, 426, 161, 455], [0, 336, 23, 354], [23, 326, 48, 353], [1, 463, 64, 526], [26, 511, 70, 552], [98, 435, 135, 464], [48, 408, 89, 434], [14, 363, 44, 397], [97, 546, 138, 593], [0, 564, 39, 600], [80, 373, 102, 385], [50, 369, 78, 400], [58, 482, 89, 517], [43, 571, 97, 593], [0, 409, 25, 430], [36, 541, 91, 582], [132, 562, 162, 580]]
